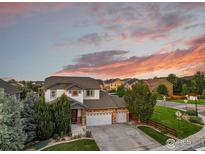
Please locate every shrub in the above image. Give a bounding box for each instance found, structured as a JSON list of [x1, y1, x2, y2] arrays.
[[186, 109, 197, 116], [170, 95, 186, 100], [85, 130, 92, 138], [189, 116, 203, 125], [53, 134, 60, 140], [202, 89, 205, 95], [198, 95, 205, 99], [71, 134, 82, 139], [157, 84, 168, 96]]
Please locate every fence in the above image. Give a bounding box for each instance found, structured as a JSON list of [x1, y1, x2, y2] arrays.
[[141, 119, 178, 137]]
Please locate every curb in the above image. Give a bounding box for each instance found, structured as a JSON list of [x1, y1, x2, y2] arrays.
[[39, 137, 94, 151]]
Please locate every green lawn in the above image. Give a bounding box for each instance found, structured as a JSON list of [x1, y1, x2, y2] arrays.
[[169, 99, 205, 105], [43, 139, 99, 151], [151, 106, 203, 139], [138, 126, 171, 145]]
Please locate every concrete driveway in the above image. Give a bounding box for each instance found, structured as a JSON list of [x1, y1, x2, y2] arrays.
[[89, 124, 160, 151]]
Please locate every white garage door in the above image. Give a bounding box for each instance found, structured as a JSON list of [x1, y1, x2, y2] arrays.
[[116, 111, 127, 123], [86, 112, 112, 126]]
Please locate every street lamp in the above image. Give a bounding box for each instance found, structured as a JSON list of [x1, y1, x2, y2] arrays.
[[184, 99, 188, 111]]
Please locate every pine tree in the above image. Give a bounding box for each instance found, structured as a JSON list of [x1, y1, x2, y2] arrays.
[[21, 92, 38, 143], [52, 94, 71, 136], [35, 97, 54, 140], [0, 91, 25, 150]]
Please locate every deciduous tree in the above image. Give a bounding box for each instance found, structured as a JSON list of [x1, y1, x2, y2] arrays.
[[157, 84, 168, 96], [124, 81, 157, 121]]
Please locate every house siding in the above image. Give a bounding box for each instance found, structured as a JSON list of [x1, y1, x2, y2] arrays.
[[83, 90, 100, 100]]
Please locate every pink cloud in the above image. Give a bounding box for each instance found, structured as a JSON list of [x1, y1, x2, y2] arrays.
[[55, 40, 205, 79]]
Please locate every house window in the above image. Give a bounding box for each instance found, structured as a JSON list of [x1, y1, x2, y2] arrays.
[[50, 90, 56, 98], [72, 90, 78, 96], [78, 90, 81, 94], [86, 90, 94, 97], [68, 90, 72, 94]]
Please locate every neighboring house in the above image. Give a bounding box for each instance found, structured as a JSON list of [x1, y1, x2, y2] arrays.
[[96, 79, 104, 90], [144, 78, 173, 96], [0, 78, 20, 100], [44, 76, 129, 126], [32, 81, 45, 87], [124, 78, 138, 89], [8, 79, 24, 88], [104, 78, 124, 91]]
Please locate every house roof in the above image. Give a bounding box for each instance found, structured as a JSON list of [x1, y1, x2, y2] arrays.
[[0, 78, 20, 95], [96, 79, 104, 85], [104, 78, 122, 84], [84, 90, 127, 109], [49, 95, 88, 109], [144, 78, 172, 88], [124, 78, 138, 85], [45, 76, 100, 90]]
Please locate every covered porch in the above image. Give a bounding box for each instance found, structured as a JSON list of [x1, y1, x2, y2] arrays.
[[69, 97, 87, 126]]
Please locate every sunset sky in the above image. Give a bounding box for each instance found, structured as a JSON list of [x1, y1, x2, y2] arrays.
[[1, 2, 205, 80]]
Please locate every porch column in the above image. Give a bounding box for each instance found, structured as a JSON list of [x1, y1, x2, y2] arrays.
[[81, 109, 86, 126]]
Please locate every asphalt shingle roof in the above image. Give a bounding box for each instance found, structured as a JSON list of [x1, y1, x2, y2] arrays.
[[45, 76, 100, 90], [84, 91, 127, 109]]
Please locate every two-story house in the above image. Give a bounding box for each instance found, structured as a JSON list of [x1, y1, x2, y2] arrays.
[[44, 76, 129, 126], [144, 78, 173, 96], [103, 78, 124, 91]]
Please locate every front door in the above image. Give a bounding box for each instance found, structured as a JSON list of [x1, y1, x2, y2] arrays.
[[71, 109, 78, 123]]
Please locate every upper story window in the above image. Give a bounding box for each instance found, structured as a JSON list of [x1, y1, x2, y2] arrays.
[[72, 90, 78, 96], [86, 90, 94, 97], [50, 90, 56, 98]]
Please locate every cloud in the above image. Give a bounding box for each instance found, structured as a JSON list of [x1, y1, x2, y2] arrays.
[[58, 50, 129, 71], [0, 3, 72, 28], [55, 37, 205, 79], [186, 34, 205, 48]]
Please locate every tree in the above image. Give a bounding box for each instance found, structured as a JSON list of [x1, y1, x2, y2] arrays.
[[192, 72, 205, 94], [167, 74, 178, 85], [35, 97, 54, 140], [116, 85, 126, 97], [167, 74, 180, 92], [0, 91, 25, 150], [157, 84, 168, 96], [52, 94, 71, 136], [21, 92, 38, 143], [124, 81, 157, 121], [181, 84, 189, 95]]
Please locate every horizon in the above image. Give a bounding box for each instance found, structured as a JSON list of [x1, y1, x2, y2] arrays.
[[1, 2, 205, 81], [1, 73, 197, 82]]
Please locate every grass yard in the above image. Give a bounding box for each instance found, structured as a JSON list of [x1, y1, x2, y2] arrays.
[[43, 139, 99, 151], [151, 106, 203, 139], [138, 126, 171, 145], [169, 99, 205, 105]]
